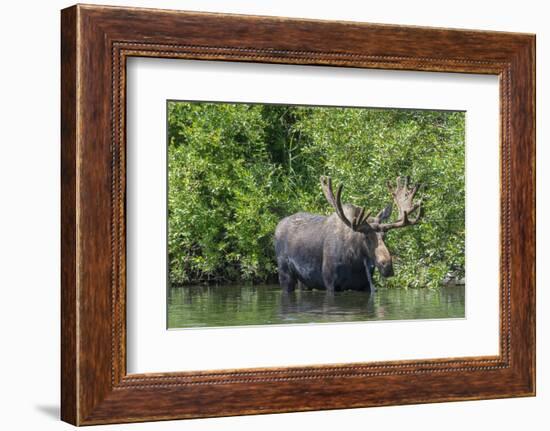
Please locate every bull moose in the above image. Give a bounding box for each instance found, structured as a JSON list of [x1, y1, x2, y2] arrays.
[[274, 176, 423, 293]]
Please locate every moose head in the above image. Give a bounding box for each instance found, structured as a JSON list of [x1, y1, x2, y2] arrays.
[[319, 175, 423, 278]]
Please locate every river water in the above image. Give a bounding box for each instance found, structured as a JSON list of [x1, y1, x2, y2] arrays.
[[167, 284, 465, 329]]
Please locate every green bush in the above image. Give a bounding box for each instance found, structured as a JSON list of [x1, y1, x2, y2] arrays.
[[168, 102, 465, 288]]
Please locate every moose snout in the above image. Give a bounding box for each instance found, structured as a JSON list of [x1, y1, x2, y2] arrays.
[[378, 261, 394, 277]]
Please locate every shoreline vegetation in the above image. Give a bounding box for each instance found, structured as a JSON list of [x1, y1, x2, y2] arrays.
[[168, 102, 465, 289], [169, 279, 466, 289]]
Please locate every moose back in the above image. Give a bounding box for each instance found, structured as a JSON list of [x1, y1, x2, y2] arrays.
[[274, 176, 423, 293]]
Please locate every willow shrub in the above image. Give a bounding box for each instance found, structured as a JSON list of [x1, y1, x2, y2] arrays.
[[168, 102, 465, 288]]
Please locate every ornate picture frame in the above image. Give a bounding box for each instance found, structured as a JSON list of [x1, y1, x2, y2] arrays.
[[61, 4, 535, 425]]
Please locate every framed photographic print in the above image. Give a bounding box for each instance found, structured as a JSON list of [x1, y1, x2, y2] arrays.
[[61, 4, 535, 425]]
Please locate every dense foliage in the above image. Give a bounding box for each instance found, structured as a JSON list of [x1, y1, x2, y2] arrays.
[[168, 102, 465, 288]]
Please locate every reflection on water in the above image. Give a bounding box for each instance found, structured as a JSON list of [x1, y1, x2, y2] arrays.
[[168, 284, 465, 329]]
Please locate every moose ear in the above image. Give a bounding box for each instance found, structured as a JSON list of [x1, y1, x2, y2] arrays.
[[377, 203, 393, 222]]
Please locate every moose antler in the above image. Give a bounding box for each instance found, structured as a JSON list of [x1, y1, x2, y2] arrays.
[[378, 176, 423, 232], [320, 176, 371, 231], [370, 203, 393, 224]]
